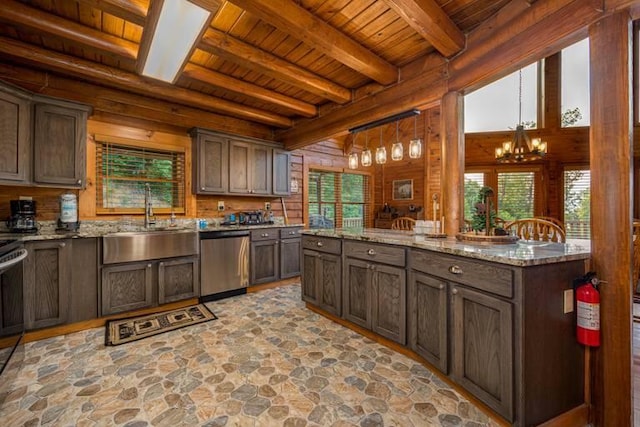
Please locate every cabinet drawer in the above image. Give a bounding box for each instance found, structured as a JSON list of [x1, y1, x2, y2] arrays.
[[410, 250, 513, 298], [251, 228, 279, 241], [302, 236, 341, 254], [280, 227, 302, 239], [344, 241, 405, 267]]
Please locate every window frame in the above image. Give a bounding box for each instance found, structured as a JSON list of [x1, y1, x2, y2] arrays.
[[561, 164, 591, 239]]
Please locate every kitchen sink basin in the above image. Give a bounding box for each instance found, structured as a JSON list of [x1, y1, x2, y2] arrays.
[[103, 229, 198, 264]]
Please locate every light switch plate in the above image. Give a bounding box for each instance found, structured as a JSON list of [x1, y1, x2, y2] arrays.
[[217, 201, 225, 211], [265, 202, 271, 210], [563, 289, 574, 314]]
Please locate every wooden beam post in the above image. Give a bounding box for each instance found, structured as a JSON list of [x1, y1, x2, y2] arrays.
[[441, 91, 464, 236], [588, 10, 633, 427]]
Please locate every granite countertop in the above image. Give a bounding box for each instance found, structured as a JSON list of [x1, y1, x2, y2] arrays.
[[302, 228, 591, 267], [0, 219, 304, 242]]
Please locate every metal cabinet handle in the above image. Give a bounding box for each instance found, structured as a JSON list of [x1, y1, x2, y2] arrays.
[[317, 241, 323, 247], [159, 262, 164, 267], [439, 284, 445, 290], [289, 231, 295, 235], [147, 263, 152, 268], [77, 179, 82, 185], [452, 288, 458, 295], [59, 242, 66, 248], [448, 265, 463, 275], [201, 187, 205, 190], [367, 249, 376, 256]]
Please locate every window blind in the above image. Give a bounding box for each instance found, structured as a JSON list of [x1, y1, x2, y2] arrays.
[[96, 142, 185, 213], [308, 170, 369, 229], [464, 173, 485, 220], [497, 172, 535, 220], [564, 169, 590, 239]]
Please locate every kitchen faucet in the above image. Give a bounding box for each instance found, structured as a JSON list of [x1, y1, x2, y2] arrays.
[[144, 183, 155, 229]]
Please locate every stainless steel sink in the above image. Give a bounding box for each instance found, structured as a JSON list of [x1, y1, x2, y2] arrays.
[[103, 229, 198, 264]]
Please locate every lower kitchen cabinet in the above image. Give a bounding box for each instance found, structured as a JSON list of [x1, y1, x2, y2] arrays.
[[301, 235, 342, 315], [101, 262, 153, 315], [0, 257, 24, 336], [69, 238, 98, 323], [250, 227, 302, 285], [23, 240, 71, 329], [371, 263, 406, 345], [158, 256, 199, 304], [279, 228, 301, 278], [342, 258, 370, 328]]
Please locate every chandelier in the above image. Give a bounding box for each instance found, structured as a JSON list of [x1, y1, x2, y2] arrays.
[[495, 70, 547, 163]]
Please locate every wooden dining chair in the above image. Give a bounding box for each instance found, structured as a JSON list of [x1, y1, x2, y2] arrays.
[[504, 218, 566, 242], [391, 217, 416, 231], [535, 216, 566, 231]]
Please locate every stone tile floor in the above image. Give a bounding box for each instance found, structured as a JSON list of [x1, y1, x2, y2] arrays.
[[0, 284, 499, 426]]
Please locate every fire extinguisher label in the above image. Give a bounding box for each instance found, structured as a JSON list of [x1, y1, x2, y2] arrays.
[[577, 301, 600, 330]]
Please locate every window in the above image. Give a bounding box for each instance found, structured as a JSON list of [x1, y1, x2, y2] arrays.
[[464, 173, 485, 220], [561, 38, 590, 127], [563, 168, 590, 239], [308, 169, 369, 229], [464, 62, 538, 132], [497, 172, 535, 220], [96, 142, 185, 213]]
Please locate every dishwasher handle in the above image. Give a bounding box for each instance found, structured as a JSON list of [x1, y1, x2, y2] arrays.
[[200, 230, 251, 239]]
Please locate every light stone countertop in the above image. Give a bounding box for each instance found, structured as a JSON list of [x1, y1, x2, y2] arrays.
[[302, 228, 591, 267]]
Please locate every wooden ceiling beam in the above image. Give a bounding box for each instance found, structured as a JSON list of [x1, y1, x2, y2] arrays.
[[226, 0, 398, 85], [182, 63, 316, 117], [75, 0, 148, 26], [381, 0, 465, 57], [0, 0, 138, 60], [199, 28, 352, 104], [0, 36, 292, 128]]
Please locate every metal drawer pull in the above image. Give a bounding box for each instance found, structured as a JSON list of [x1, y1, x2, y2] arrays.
[[439, 284, 445, 290], [367, 249, 376, 256], [59, 242, 66, 248], [448, 265, 463, 274], [452, 288, 458, 295], [317, 241, 323, 247]]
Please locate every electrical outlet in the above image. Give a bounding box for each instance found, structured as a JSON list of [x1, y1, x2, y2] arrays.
[[563, 289, 574, 314], [217, 201, 225, 211], [265, 202, 271, 211]]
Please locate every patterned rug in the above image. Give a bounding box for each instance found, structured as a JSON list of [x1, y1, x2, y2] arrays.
[[105, 304, 217, 346]]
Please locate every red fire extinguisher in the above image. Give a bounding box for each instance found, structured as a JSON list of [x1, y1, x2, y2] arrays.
[[575, 272, 600, 347]]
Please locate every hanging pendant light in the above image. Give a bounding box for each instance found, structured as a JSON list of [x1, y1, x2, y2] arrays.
[[348, 133, 359, 169], [495, 70, 547, 163], [361, 131, 372, 167], [391, 121, 403, 161], [409, 114, 422, 159], [375, 127, 387, 164]]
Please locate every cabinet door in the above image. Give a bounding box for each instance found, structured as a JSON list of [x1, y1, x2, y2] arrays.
[[250, 240, 279, 284], [195, 134, 228, 194], [371, 263, 406, 345], [101, 262, 153, 315], [0, 261, 24, 336], [251, 144, 272, 195], [0, 87, 30, 183], [273, 149, 291, 195], [451, 285, 514, 421], [229, 140, 251, 194], [280, 237, 301, 279], [24, 240, 70, 329], [159, 256, 200, 304], [316, 252, 341, 316], [301, 250, 319, 305], [408, 271, 448, 373], [342, 258, 371, 329], [69, 238, 98, 323], [33, 103, 87, 187]]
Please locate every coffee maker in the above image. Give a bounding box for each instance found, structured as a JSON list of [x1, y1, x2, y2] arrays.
[[7, 199, 38, 233]]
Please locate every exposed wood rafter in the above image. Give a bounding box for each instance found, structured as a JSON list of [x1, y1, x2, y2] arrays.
[[0, 36, 292, 128], [199, 28, 352, 104], [75, 0, 149, 26], [226, 0, 398, 85], [381, 0, 465, 57]]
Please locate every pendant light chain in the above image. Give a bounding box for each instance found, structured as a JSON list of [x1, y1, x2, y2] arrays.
[[518, 69, 522, 126]]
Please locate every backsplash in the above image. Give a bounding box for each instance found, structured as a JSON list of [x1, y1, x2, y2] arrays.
[[0, 186, 75, 221]]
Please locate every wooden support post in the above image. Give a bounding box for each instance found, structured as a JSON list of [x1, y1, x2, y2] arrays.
[[589, 10, 633, 427], [441, 91, 464, 236]]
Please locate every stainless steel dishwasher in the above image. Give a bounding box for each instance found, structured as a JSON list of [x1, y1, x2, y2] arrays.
[[199, 229, 250, 302]]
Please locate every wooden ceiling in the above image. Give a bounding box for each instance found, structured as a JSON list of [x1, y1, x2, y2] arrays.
[[0, 0, 516, 144]]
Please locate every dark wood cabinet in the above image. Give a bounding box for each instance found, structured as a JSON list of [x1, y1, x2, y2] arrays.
[[273, 149, 291, 195], [229, 140, 272, 195], [158, 256, 199, 304], [301, 241, 341, 316], [0, 84, 31, 184], [69, 238, 98, 323], [250, 229, 280, 285], [0, 259, 24, 336], [101, 261, 153, 315], [192, 131, 228, 194], [33, 98, 90, 188], [279, 228, 301, 278], [342, 257, 371, 328], [408, 271, 448, 373], [23, 240, 71, 329], [371, 263, 406, 344]]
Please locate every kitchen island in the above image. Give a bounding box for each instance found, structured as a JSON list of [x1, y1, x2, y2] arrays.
[[301, 228, 590, 426]]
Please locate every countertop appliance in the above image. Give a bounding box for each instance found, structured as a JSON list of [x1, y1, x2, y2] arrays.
[[0, 239, 27, 405], [222, 210, 274, 226], [199, 229, 250, 302], [6, 199, 38, 233]]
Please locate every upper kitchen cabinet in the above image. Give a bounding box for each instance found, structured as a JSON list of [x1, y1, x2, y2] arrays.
[[190, 128, 290, 197], [33, 97, 91, 188], [0, 83, 31, 184]]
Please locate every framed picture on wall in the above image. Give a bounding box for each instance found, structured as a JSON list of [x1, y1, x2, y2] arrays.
[[392, 179, 413, 200]]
